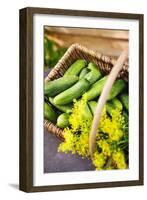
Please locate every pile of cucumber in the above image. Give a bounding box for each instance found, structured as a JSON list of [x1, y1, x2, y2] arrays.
[[44, 59, 128, 128]]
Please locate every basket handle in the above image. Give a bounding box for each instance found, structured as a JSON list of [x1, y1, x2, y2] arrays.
[[89, 48, 128, 157]]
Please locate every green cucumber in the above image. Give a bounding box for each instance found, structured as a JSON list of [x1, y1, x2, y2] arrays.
[[54, 79, 90, 105], [106, 98, 123, 116], [84, 62, 102, 84], [88, 98, 123, 117], [108, 79, 126, 100], [123, 110, 129, 125], [86, 76, 126, 101], [49, 97, 72, 113], [87, 62, 101, 72], [64, 59, 86, 76], [88, 101, 107, 117], [120, 93, 129, 111], [111, 98, 123, 110], [106, 102, 114, 116], [81, 102, 93, 120], [44, 102, 57, 123], [79, 68, 89, 79], [86, 76, 108, 101], [88, 101, 97, 115], [44, 75, 78, 97], [57, 113, 70, 128]]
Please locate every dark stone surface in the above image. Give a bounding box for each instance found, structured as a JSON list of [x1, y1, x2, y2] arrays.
[[44, 69, 95, 173], [44, 129, 95, 173]]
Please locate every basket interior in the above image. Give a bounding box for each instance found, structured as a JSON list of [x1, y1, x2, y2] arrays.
[[44, 43, 128, 140]]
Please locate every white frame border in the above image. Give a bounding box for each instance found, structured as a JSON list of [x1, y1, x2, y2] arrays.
[[33, 14, 139, 186]]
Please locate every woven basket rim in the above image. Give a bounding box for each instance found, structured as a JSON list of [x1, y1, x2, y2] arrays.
[[45, 43, 128, 82]]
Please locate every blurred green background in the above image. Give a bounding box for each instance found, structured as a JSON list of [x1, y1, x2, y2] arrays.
[[44, 36, 67, 71]]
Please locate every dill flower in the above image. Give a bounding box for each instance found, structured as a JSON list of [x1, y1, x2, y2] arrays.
[[58, 128, 77, 154], [58, 95, 128, 170], [97, 139, 111, 157], [99, 108, 124, 142], [112, 150, 127, 169], [92, 152, 106, 170], [58, 96, 91, 157]]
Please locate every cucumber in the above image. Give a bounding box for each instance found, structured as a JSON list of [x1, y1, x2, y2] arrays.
[[64, 59, 86, 76], [81, 102, 93, 120], [87, 62, 100, 72], [57, 113, 70, 128], [44, 75, 78, 97], [111, 98, 123, 110], [79, 68, 89, 79], [88, 98, 123, 117], [106, 102, 114, 116], [120, 93, 129, 111], [84, 62, 102, 84], [88, 101, 107, 117], [108, 79, 126, 100], [86, 76, 126, 101], [88, 101, 97, 115], [86, 76, 108, 101], [49, 97, 72, 113], [123, 110, 129, 125], [106, 98, 123, 116], [54, 79, 90, 105], [44, 102, 57, 123]]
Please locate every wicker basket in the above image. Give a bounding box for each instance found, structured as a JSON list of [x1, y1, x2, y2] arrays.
[[44, 43, 128, 141]]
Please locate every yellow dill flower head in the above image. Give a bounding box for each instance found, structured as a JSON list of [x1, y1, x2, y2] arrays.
[[58, 95, 92, 157], [97, 139, 111, 157], [75, 128, 90, 157], [58, 128, 77, 154], [69, 94, 89, 132], [99, 107, 125, 142], [112, 151, 127, 169], [92, 152, 106, 170]]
